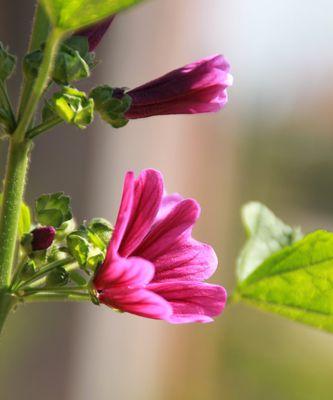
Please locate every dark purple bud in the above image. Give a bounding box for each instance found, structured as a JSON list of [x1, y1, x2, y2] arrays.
[[31, 226, 56, 251], [125, 54, 233, 119], [76, 16, 115, 52]]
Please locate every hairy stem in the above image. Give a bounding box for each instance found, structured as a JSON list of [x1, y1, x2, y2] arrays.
[[0, 289, 17, 335], [27, 116, 62, 139], [24, 292, 91, 303], [18, 3, 50, 118], [0, 29, 64, 289]]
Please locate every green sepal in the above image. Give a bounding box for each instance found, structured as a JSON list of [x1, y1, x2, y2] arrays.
[[47, 86, 94, 129], [35, 192, 72, 228], [0, 42, 16, 81], [55, 219, 76, 242], [66, 225, 106, 271], [87, 218, 113, 246], [90, 85, 131, 128], [66, 232, 90, 267], [46, 266, 69, 286]]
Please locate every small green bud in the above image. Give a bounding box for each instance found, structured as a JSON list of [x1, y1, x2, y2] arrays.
[[55, 218, 76, 242], [53, 45, 90, 85], [46, 267, 69, 287], [0, 42, 16, 81], [90, 86, 132, 128], [23, 41, 90, 85], [48, 87, 94, 129], [21, 260, 36, 279], [23, 49, 43, 79]]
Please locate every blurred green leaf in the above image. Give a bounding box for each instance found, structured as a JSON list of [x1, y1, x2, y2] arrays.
[[40, 0, 145, 31], [237, 202, 302, 282], [18, 202, 31, 237], [36, 192, 72, 228], [237, 230, 333, 333]]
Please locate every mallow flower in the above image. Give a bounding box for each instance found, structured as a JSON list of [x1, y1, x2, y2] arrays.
[[93, 169, 226, 324]]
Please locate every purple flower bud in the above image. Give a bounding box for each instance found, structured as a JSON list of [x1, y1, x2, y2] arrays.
[[76, 16, 115, 51], [125, 54, 233, 119], [31, 226, 56, 251]]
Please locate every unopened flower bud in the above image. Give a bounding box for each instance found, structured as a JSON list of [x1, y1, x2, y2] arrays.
[[46, 267, 69, 287], [31, 226, 56, 251], [125, 54, 233, 119], [47, 87, 94, 129]]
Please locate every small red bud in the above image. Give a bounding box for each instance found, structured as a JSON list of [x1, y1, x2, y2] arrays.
[[31, 226, 56, 251]]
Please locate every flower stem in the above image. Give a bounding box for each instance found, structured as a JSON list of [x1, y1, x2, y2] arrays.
[[0, 289, 17, 335], [0, 139, 32, 287], [26, 116, 63, 139], [0, 28, 64, 289], [16, 257, 74, 289], [24, 292, 90, 303]]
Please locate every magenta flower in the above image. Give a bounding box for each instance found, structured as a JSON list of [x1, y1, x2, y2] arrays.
[[31, 226, 56, 251], [76, 16, 115, 51], [93, 169, 226, 324], [125, 54, 232, 119]]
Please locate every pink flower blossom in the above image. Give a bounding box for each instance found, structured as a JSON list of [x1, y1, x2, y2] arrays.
[[125, 54, 233, 119], [77, 16, 115, 51], [93, 169, 226, 323]]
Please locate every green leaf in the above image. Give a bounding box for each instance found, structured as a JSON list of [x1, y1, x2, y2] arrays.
[[237, 230, 333, 333], [237, 202, 302, 282], [40, 0, 145, 31], [18, 202, 32, 237], [36, 192, 72, 228], [69, 270, 87, 286]]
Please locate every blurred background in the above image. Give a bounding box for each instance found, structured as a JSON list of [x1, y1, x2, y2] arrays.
[[1, 0, 333, 399]]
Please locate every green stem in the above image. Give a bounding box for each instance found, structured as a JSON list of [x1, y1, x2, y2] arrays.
[[15, 28, 63, 142], [0, 289, 17, 335], [17, 257, 74, 289], [27, 116, 63, 139], [18, 3, 50, 118], [24, 292, 90, 303], [0, 81, 16, 132], [0, 139, 32, 287], [0, 29, 64, 289]]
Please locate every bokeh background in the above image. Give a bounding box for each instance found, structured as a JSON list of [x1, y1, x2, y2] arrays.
[[1, 0, 333, 399]]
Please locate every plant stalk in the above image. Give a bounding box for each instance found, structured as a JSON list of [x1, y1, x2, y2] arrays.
[[0, 289, 17, 335]]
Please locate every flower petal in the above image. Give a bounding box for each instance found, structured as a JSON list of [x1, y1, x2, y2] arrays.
[[148, 281, 227, 324], [134, 198, 217, 281], [156, 192, 183, 222], [118, 169, 163, 257], [93, 256, 154, 291], [107, 171, 135, 256], [151, 238, 218, 282], [99, 287, 172, 320]]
